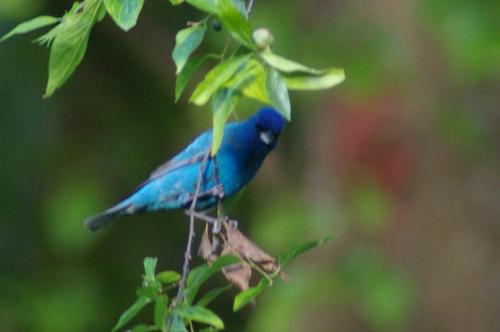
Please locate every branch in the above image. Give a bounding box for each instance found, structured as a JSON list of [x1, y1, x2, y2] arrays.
[[168, 144, 226, 329], [171, 150, 210, 308], [246, 0, 255, 16]]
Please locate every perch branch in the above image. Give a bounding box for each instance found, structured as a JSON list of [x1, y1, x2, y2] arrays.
[[169, 144, 227, 329], [246, 0, 255, 16], [171, 150, 210, 308]]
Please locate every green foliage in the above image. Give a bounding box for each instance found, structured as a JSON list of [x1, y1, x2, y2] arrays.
[[265, 69, 290, 120], [1, 2, 344, 330], [104, 0, 145, 31], [231, 237, 332, 311], [173, 24, 207, 74], [0, 16, 60, 42], [278, 237, 331, 267], [176, 305, 224, 329], [215, 0, 255, 49], [156, 271, 181, 284], [1, 0, 344, 152], [196, 285, 232, 307], [113, 237, 329, 331], [175, 54, 217, 102], [189, 54, 251, 106], [186, 0, 218, 15], [43, 0, 103, 97], [185, 255, 240, 304], [233, 278, 269, 312]]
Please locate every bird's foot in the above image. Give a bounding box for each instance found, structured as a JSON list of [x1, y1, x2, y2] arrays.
[[212, 218, 222, 234], [213, 183, 225, 200]]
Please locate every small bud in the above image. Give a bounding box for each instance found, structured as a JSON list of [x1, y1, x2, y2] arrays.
[[212, 20, 222, 32], [252, 28, 273, 50]]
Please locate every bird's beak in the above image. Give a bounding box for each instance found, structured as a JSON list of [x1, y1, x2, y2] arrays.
[[259, 130, 275, 146]]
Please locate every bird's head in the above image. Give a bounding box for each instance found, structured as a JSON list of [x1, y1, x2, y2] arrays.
[[253, 106, 285, 150]]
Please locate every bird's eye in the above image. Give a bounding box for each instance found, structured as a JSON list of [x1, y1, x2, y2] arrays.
[[255, 123, 264, 131], [259, 130, 275, 146]]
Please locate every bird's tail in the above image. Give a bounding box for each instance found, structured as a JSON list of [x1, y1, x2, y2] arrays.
[[84, 202, 132, 232]]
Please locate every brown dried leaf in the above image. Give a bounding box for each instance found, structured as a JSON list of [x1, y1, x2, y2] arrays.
[[225, 223, 278, 271], [198, 226, 217, 262], [222, 261, 252, 291], [197, 221, 288, 290]]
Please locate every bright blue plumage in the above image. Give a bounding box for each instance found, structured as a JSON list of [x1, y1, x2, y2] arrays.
[[85, 107, 284, 231]]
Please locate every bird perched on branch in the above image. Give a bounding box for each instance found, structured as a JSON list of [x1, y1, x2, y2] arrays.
[[85, 107, 285, 231]]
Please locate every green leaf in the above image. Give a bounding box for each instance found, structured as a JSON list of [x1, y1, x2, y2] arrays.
[[186, 255, 240, 303], [199, 328, 218, 332], [104, 0, 145, 31], [0, 16, 60, 43], [224, 58, 268, 103], [96, 1, 108, 22], [136, 284, 160, 299], [278, 237, 332, 267], [211, 58, 261, 154], [175, 55, 212, 102], [173, 24, 207, 75], [176, 305, 224, 329], [186, 0, 217, 14], [44, 0, 102, 97], [216, 0, 255, 49], [131, 324, 149, 332], [233, 278, 270, 312], [170, 312, 188, 332], [156, 270, 181, 284], [189, 54, 251, 105], [196, 284, 232, 307], [265, 69, 291, 121], [222, 58, 261, 88], [260, 49, 325, 74], [34, 23, 63, 47], [283, 68, 345, 90], [170, 0, 185, 4], [154, 295, 168, 331], [111, 297, 151, 332], [211, 89, 239, 155], [240, 65, 270, 103], [143, 257, 158, 282]]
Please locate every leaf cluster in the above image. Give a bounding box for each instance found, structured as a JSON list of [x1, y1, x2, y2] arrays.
[[112, 237, 330, 331], [1, 0, 345, 154]]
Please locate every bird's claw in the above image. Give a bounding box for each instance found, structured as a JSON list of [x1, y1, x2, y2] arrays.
[[214, 184, 225, 200], [212, 218, 222, 234]]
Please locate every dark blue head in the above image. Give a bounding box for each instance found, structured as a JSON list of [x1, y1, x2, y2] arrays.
[[253, 107, 285, 149]]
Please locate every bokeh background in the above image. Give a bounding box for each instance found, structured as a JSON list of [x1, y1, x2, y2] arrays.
[[1, 0, 498, 331]]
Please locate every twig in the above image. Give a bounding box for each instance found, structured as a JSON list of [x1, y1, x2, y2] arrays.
[[246, 0, 255, 16], [169, 149, 210, 326], [186, 210, 217, 224], [168, 145, 226, 328]]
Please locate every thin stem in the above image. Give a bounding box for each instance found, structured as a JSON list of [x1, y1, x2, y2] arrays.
[[168, 150, 210, 328], [220, 38, 232, 61], [246, 0, 255, 16], [186, 210, 217, 224], [248, 259, 273, 284]]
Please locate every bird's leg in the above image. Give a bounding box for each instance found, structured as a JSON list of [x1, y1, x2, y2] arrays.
[[212, 156, 225, 200], [213, 197, 224, 234], [213, 219, 222, 234]]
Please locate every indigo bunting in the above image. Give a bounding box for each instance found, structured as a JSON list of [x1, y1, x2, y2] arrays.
[[85, 107, 284, 231]]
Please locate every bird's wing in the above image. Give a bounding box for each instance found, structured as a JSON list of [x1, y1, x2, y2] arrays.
[[148, 130, 212, 181]]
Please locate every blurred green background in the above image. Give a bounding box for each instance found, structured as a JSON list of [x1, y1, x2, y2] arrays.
[[1, 0, 498, 331]]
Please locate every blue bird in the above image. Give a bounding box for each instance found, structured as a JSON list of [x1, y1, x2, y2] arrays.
[[85, 107, 285, 231]]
